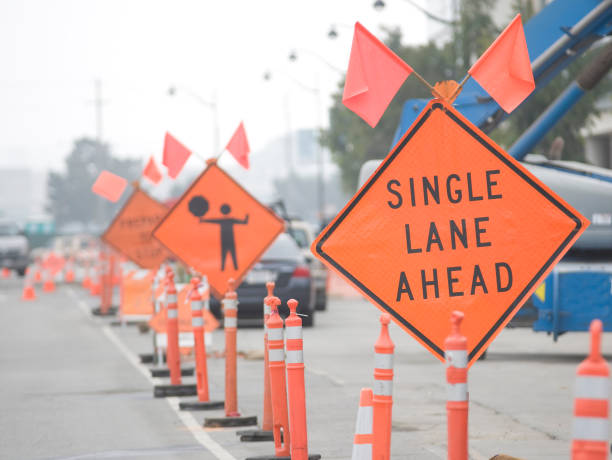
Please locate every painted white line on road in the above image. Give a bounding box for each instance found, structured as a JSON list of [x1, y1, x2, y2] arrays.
[[307, 365, 345, 386], [67, 287, 237, 460], [425, 444, 488, 460]]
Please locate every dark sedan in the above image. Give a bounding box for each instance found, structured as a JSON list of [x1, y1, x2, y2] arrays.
[[209, 233, 316, 326]]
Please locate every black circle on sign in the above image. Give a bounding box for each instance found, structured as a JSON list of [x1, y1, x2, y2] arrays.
[[188, 195, 209, 217]]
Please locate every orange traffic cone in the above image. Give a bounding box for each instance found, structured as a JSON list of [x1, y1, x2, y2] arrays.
[[352, 388, 374, 460], [571, 319, 609, 459], [64, 257, 75, 283], [43, 270, 55, 292], [82, 260, 91, 289], [21, 270, 36, 300], [1, 267, 10, 278]]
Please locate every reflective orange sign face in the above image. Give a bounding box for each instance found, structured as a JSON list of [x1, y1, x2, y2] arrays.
[[102, 188, 170, 269], [312, 100, 589, 366], [152, 162, 285, 298]]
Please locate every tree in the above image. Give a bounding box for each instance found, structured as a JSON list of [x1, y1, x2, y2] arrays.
[[321, 1, 609, 192], [46, 137, 142, 231]]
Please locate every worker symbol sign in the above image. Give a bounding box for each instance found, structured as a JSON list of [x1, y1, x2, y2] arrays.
[[312, 99, 589, 366], [102, 188, 170, 269], [153, 162, 285, 298]]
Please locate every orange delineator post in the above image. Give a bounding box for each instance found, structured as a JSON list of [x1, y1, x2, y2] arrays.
[[224, 278, 240, 416], [43, 268, 55, 292], [267, 296, 291, 456], [262, 281, 275, 431], [445, 311, 468, 460], [82, 260, 91, 289], [165, 269, 182, 385], [373, 313, 394, 460], [191, 277, 210, 401], [64, 257, 75, 283], [352, 388, 374, 460], [285, 299, 309, 460], [571, 319, 609, 460]]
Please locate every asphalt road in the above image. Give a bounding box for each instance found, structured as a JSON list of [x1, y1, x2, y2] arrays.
[[1, 276, 611, 459]]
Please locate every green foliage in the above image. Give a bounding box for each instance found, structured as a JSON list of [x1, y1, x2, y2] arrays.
[[46, 138, 142, 231]]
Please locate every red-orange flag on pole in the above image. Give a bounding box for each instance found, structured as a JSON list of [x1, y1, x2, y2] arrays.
[[225, 122, 250, 169], [92, 170, 127, 202], [143, 156, 162, 184], [468, 14, 535, 113], [162, 132, 191, 179], [342, 22, 413, 128]]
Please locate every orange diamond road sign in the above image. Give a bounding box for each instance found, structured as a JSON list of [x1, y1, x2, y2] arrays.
[[102, 187, 170, 269], [312, 99, 589, 366], [152, 161, 285, 298]]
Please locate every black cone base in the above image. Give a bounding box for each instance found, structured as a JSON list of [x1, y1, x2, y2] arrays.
[[246, 455, 321, 460], [150, 367, 194, 378], [153, 384, 197, 398], [204, 415, 258, 428], [236, 429, 275, 442], [179, 399, 225, 411], [91, 306, 118, 316], [139, 353, 154, 363]]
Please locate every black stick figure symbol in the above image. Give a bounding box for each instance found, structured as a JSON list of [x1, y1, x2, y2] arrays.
[[188, 195, 249, 271]]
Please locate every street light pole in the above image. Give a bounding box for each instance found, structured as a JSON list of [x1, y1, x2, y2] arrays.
[[167, 85, 220, 155]]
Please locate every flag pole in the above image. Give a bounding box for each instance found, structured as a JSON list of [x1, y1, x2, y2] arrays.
[[411, 70, 444, 99], [449, 74, 471, 101]]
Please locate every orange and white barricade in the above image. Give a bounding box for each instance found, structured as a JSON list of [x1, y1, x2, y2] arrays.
[[571, 319, 609, 460], [373, 314, 394, 460], [352, 388, 374, 460], [445, 311, 468, 460]]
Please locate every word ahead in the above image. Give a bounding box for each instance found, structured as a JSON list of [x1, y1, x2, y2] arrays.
[[312, 100, 588, 366]]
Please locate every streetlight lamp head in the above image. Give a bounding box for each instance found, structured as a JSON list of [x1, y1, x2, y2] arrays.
[[328, 25, 338, 39], [288, 50, 297, 62], [373, 0, 385, 11], [263, 71, 272, 81], [167, 86, 176, 96]]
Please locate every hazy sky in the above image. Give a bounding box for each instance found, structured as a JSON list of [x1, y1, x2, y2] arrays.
[[0, 0, 447, 173]]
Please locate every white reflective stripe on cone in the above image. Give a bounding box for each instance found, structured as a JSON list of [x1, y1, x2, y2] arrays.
[[264, 304, 270, 315], [445, 349, 468, 368], [285, 325, 302, 340], [191, 300, 203, 311], [573, 417, 609, 441], [374, 353, 393, 370], [286, 350, 303, 364], [373, 379, 392, 396], [268, 328, 283, 341], [447, 383, 468, 402], [223, 299, 238, 310], [355, 406, 373, 435], [575, 376, 610, 399], [224, 317, 237, 328], [192, 316, 204, 327], [166, 294, 178, 303], [268, 348, 285, 362], [351, 443, 372, 460], [167, 309, 178, 318]]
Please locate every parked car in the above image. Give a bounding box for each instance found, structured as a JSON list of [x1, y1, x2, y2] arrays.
[[0, 220, 30, 276], [286, 220, 328, 311], [209, 233, 316, 327]]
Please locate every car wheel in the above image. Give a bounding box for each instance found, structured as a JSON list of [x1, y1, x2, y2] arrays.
[[314, 290, 327, 311], [17, 267, 26, 277]]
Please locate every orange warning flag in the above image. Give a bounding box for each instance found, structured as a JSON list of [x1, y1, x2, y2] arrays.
[[152, 162, 285, 298], [225, 122, 250, 169], [102, 188, 170, 269], [343, 21, 413, 128], [143, 156, 162, 184], [312, 99, 588, 366], [468, 14, 535, 113], [92, 170, 127, 202], [162, 132, 191, 179]]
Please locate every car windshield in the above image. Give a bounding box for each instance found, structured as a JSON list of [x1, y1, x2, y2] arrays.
[[262, 233, 301, 261], [288, 228, 309, 249], [0, 223, 20, 236]]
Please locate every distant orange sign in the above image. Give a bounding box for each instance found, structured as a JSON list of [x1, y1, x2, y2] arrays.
[[102, 188, 170, 269], [312, 99, 588, 366], [148, 285, 219, 333], [152, 162, 285, 298]]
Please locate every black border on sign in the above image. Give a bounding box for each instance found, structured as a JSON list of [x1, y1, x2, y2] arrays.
[[151, 162, 286, 299], [101, 187, 170, 269], [315, 102, 584, 362]]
